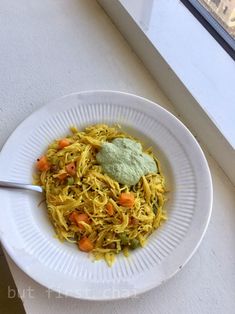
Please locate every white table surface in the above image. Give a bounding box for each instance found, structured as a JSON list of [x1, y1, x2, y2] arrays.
[[0, 1, 234, 313]]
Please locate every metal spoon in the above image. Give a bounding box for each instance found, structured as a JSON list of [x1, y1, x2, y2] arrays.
[[0, 180, 43, 193]]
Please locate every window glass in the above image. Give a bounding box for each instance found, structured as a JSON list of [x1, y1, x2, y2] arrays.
[[198, 0, 235, 39]]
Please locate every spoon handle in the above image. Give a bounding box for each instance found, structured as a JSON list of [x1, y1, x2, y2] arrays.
[[0, 180, 43, 193]]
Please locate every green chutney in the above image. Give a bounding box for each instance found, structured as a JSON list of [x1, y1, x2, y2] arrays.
[[96, 138, 157, 185]]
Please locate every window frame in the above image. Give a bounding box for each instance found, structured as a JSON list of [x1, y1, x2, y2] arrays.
[[181, 0, 235, 59]]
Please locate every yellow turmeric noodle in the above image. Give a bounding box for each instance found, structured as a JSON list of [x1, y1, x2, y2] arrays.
[[35, 124, 166, 266]]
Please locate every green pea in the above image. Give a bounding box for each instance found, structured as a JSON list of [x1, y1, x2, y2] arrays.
[[49, 156, 56, 165], [119, 233, 129, 245], [129, 238, 139, 250], [67, 177, 74, 185], [50, 143, 59, 150]]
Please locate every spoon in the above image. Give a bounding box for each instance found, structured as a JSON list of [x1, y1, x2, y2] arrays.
[[0, 180, 43, 193]]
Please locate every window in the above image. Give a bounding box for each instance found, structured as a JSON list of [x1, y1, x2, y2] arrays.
[[199, 0, 235, 37], [182, 0, 235, 58]]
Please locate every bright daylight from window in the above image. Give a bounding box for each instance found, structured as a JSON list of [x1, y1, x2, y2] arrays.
[[199, 0, 235, 38]]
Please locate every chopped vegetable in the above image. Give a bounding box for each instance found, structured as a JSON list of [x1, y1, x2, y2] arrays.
[[66, 162, 76, 176], [36, 156, 50, 171], [67, 177, 74, 185], [69, 212, 90, 230], [76, 213, 90, 228], [69, 211, 78, 223], [106, 202, 114, 216], [50, 156, 58, 165], [119, 233, 129, 245], [78, 236, 94, 252], [58, 138, 70, 149], [118, 193, 135, 208], [57, 173, 68, 181], [129, 238, 139, 250]]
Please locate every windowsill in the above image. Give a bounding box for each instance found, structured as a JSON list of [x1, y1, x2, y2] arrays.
[[98, 0, 235, 185]]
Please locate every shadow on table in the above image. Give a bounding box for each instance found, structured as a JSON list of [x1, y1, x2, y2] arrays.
[[0, 245, 25, 314]]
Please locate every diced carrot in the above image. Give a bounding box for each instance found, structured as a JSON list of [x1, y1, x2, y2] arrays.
[[78, 236, 94, 252], [65, 162, 76, 176], [69, 212, 90, 230], [36, 156, 50, 171], [57, 173, 68, 180], [69, 211, 79, 223], [76, 213, 90, 229], [58, 138, 70, 149], [106, 202, 114, 216], [118, 193, 135, 208]]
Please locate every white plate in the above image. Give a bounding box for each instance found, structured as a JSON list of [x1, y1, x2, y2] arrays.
[[0, 91, 212, 300]]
